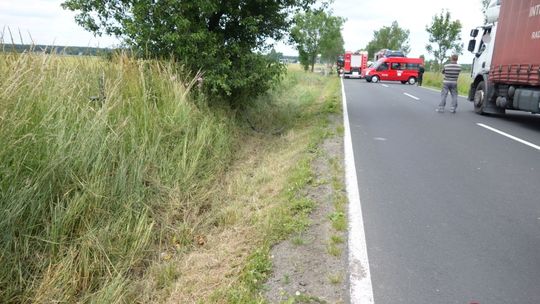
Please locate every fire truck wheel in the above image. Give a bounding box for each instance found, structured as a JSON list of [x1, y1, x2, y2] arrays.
[[408, 77, 417, 85], [371, 75, 380, 83]]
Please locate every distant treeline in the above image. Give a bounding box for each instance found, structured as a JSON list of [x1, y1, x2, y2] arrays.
[[0, 44, 113, 56]]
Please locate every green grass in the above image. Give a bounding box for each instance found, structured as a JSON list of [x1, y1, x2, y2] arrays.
[[327, 243, 342, 257], [283, 294, 328, 304], [0, 52, 234, 303], [329, 212, 347, 232], [217, 70, 342, 302], [283, 274, 291, 285], [0, 52, 343, 303], [422, 71, 472, 96], [328, 273, 342, 285], [292, 235, 307, 246], [222, 157, 317, 302], [336, 125, 344, 137], [330, 235, 344, 245]]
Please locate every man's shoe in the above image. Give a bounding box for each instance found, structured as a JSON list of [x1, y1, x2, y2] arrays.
[[449, 108, 456, 113], [436, 108, 444, 113]]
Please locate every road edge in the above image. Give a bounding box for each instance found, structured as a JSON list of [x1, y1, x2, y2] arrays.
[[341, 79, 375, 303]]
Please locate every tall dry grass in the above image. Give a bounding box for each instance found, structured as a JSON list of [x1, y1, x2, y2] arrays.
[[0, 52, 234, 303]]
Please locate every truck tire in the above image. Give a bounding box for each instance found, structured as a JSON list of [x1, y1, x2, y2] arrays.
[[371, 75, 380, 83], [408, 77, 417, 85], [474, 81, 486, 114]]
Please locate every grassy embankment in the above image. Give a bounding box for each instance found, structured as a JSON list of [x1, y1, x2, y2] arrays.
[[422, 71, 473, 96], [0, 53, 341, 303]]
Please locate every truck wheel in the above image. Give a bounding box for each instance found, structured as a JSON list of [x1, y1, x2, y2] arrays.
[[474, 81, 486, 114], [371, 75, 380, 83], [408, 77, 417, 85]]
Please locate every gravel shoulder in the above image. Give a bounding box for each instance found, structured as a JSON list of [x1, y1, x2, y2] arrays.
[[264, 114, 349, 304]]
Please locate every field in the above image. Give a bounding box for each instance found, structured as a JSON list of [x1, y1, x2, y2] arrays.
[[0, 53, 341, 303]]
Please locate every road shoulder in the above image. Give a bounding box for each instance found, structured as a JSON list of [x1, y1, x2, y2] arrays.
[[264, 113, 349, 304]]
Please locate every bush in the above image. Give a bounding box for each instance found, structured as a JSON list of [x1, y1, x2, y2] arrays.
[[61, 0, 316, 106]]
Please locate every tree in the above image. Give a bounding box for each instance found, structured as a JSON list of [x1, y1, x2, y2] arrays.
[[425, 10, 463, 70], [365, 21, 410, 59], [267, 48, 284, 62], [61, 0, 315, 105], [290, 10, 344, 72], [320, 28, 344, 67]]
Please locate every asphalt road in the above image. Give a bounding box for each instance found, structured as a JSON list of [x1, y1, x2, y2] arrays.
[[343, 78, 540, 304]]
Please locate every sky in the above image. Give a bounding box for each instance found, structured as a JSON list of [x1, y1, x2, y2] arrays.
[[0, 0, 118, 48], [327, 0, 486, 63], [1, 0, 485, 62]]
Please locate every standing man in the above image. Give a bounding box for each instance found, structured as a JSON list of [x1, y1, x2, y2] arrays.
[[417, 64, 425, 86], [437, 54, 461, 113]]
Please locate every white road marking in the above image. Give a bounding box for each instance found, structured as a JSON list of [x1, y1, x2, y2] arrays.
[[477, 123, 540, 151], [381, 84, 389, 88], [341, 79, 375, 304], [404, 93, 420, 100]]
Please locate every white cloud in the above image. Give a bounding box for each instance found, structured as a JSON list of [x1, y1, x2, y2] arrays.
[[277, 0, 485, 63], [1, 0, 486, 63], [334, 0, 485, 63], [0, 0, 118, 47]]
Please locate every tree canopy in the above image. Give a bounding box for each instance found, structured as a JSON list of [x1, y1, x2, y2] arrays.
[[319, 23, 345, 67], [425, 10, 463, 69], [62, 0, 315, 104], [290, 10, 344, 72], [365, 21, 410, 59]]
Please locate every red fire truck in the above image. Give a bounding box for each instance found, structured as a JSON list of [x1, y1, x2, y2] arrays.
[[340, 51, 368, 78]]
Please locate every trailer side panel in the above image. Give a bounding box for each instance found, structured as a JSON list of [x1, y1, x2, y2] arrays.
[[490, 0, 540, 86]]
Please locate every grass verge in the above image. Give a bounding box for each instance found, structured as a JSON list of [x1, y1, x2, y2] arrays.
[[165, 68, 342, 303], [422, 71, 472, 96], [0, 52, 235, 303], [0, 52, 341, 303]]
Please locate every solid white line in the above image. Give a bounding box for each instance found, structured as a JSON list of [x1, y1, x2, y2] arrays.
[[381, 84, 389, 88], [476, 123, 540, 151], [403, 93, 420, 100], [341, 79, 375, 304]]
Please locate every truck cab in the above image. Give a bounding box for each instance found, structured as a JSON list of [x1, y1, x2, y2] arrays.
[[467, 0, 540, 115], [467, 0, 503, 114]]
